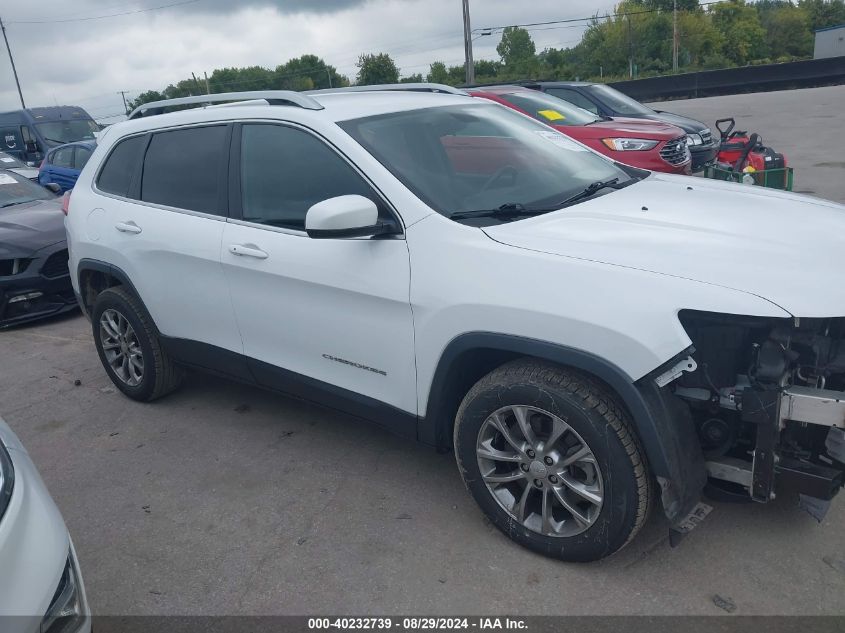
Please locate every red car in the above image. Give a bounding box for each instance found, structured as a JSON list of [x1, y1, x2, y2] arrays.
[[468, 86, 691, 175]]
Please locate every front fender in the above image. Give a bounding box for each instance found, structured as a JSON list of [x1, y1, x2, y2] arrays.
[[421, 332, 705, 525]]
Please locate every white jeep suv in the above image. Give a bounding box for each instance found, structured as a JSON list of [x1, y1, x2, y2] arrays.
[[65, 87, 845, 561]]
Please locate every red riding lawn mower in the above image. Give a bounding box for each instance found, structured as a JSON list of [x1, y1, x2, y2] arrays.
[[704, 117, 793, 190]]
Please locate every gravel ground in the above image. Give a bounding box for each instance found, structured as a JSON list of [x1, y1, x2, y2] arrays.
[[650, 84, 845, 203]]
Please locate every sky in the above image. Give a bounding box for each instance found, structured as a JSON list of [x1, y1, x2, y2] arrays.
[[0, 0, 617, 122]]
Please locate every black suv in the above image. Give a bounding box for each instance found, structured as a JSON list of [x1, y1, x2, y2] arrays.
[[521, 81, 718, 171]]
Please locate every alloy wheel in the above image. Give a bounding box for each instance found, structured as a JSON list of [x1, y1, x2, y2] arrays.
[[99, 308, 144, 387], [476, 405, 604, 537]]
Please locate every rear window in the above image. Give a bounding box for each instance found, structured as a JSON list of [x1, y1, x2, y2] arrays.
[[140, 126, 228, 215], [97, 136, 145, 197]]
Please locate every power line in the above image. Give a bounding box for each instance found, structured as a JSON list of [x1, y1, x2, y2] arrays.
[[473, 1, 720, 33], [7, 0, 203, 25]]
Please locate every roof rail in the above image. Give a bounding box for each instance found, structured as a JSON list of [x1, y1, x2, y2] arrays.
[[306, 83, 469, 96], [127, 90, 324, 120], [461, 80, 539, 89]]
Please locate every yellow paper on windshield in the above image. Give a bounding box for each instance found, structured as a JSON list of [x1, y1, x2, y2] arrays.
[[538, 109, 565, 121]]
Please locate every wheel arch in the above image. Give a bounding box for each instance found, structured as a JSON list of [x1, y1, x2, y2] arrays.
[[76, 259, 142, 317], [419, 332, 706, 525]]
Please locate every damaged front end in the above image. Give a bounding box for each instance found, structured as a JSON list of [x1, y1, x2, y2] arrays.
[[673, 311, 845, 518]]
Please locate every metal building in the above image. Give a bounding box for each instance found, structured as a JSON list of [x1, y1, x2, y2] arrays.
[[814, 23, 845, 59]]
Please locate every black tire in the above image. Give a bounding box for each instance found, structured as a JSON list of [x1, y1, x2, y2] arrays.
[[454, 359, 652, 562], [91, 286, 183, 402]]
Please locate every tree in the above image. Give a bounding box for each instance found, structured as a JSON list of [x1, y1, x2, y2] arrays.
[[356, 53, 399, 85], [632, 0, 700, 9], [399, 73, 424, 83], [427, 61, 449, 83], [276, 55, 348, 90], [496, 27, 538, 76], [710, 0, 769, 65], [474, 59, 502, 80], [126, 90, 165, 112], [798, 0, 845, 30], [757, 1, 814, 58], [676, 9, 724, 67], [208, 66, 274, 93]]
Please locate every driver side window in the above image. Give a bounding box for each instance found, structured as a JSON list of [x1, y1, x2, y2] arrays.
[[239, 124, 385, 230], [547, 88, 598, 114]]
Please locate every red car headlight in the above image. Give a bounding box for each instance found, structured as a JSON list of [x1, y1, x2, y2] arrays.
[[601, 138, 659, 151]]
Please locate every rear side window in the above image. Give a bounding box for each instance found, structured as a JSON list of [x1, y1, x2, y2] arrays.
[[141, 125, 228, 215], [546, 88, 599, 115], [51, 146, 74, 168], [97, 135, 145, 197], [74, 147, 92, 170]]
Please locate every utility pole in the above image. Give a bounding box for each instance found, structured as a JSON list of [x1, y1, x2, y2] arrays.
[[627, 13, 633, 78], [461, 0, 475, 85], [672, 0, 679, 73], [118, 91, 129, 115], [203, 71, 211, 94], [191, 72, 203, 94], [0, 16, 26, 108]]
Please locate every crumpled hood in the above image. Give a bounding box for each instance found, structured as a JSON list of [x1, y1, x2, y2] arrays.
[[0, 199, 65, 259], [483, 173, 845, 317]]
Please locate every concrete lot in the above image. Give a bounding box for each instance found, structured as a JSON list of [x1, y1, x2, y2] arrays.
[[3, 85, 845, 616], [650, 84, 845, 203]]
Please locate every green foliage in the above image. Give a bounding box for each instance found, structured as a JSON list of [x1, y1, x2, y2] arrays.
[[400, 73, 424, 83], [426, 61, 449, 84], [125, 0, 831, 113], [356, 53, 400, 85], [757, 1, 814, 58], [710, 0, 769, 65], [276, 55, 348, 90], [799, 0, 845, 29], [125, 55, 348, 111], [631, 0, 700, 9], [496, 27, 539, 76], [126, 90, 165, 112]]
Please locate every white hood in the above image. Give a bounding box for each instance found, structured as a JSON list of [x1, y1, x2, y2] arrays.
[[483, 173, 845, 317]]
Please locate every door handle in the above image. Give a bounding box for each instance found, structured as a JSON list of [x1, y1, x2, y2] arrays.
[[228, 244, 268, 259], [115, 221, 142, 234]]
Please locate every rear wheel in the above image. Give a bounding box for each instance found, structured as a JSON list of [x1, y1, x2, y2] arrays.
[[454, 359, 652, 562], [92, 287, 183, 401]]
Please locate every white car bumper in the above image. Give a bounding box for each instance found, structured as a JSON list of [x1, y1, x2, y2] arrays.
[[0, 417, 90, 633]]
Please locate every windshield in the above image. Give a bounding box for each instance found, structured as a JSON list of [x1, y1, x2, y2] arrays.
[[586, 84, 655, 116], [496, 91, 600, 126], [0, 171, 54, 207], [35, 119, 99, 146], [0, 152, 26, 169], [340, 103, 629, 222]]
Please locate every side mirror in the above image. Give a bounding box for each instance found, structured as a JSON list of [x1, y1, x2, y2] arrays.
[[24, 141, 37, 153], [305, 195, 398, 239], [45, 183, 62, 194]]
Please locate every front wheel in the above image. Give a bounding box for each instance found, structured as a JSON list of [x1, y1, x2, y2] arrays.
[[453, 359, 653, 562]]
